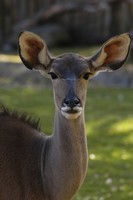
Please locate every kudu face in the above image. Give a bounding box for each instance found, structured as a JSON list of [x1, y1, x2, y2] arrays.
[[18, 31, 131, 120], [49, 54, 90, 119]]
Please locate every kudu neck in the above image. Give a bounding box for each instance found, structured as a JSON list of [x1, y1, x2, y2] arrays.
[[53, 109, 86, 137], [43, 109, 87, 200]]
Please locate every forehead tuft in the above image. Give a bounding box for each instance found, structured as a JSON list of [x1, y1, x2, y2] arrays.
[[51, 54, 89, 78]]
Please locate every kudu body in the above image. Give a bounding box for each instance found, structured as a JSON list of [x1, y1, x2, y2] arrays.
[[0, 31, 131, 200]]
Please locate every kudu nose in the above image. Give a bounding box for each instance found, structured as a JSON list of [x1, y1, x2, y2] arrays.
[[63, 97, 81, 108]]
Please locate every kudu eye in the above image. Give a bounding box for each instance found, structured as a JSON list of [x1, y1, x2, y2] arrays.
[[48, 72, 58, 80], [83, 72, 90, 80]]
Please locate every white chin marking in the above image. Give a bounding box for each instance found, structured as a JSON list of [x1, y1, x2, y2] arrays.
[[61, 107, 83, 120], [61, 111, 82, 120]]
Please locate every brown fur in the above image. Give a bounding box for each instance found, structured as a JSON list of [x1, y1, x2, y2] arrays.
[[104, 41, 123, 65], [26, 38, 44, 65], [0, 106, 40, 131]]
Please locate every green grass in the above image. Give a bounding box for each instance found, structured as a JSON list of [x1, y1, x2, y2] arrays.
[[0, 87, 133, 200]]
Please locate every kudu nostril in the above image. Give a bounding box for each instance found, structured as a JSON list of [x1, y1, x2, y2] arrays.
[[64, 98, 70, 106], [74, 98, 80, 106], [63, 97, 81, 108]]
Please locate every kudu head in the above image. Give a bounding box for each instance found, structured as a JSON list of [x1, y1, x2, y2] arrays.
[[18, 31, 131, 120]]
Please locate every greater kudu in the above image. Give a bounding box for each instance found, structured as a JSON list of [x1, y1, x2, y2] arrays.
[[0, 31, 131, 200]]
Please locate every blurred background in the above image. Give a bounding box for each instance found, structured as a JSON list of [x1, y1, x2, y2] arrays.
[[0, 1, 133, 200], [1, 0, 133, 48]]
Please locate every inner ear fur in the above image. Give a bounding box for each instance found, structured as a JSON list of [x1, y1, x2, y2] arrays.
[[91, 33, 131, 72], [18, 31, 51, 70]]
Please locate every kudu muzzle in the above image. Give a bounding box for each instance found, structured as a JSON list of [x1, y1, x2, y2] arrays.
[[61, 83, 83, 119], [63, 89, 81, 110]]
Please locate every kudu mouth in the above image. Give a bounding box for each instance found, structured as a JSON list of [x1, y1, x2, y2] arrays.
[[61, 106, 83, 120]]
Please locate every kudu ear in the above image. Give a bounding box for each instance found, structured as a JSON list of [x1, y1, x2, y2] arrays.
[[18, 31, 52, 75], [89, 33, 131, 75]]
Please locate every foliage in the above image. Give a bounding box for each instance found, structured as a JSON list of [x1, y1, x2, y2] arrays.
[[0, 87, 133, 200]]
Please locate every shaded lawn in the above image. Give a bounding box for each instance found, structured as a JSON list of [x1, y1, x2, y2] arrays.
[[0, 87, 133, 200]]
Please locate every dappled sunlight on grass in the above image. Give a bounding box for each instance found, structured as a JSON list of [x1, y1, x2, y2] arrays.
[[80, 88, 133, 200], [0, 54, 21, 63], [110, 117, 133, 135]]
